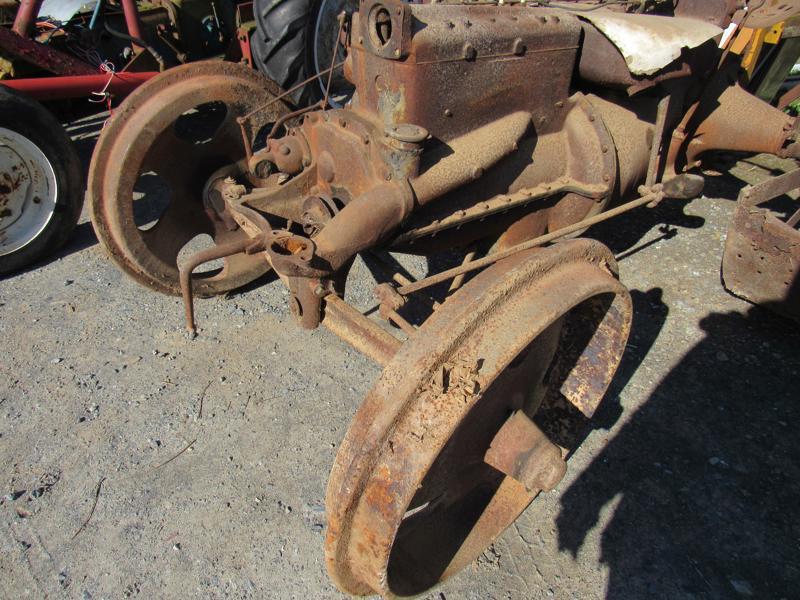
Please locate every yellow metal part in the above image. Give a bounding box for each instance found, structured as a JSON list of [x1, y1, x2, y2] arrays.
[[765, 22, 785, 44], [742, 28, 768, 76], [730, 22, 787, 78]]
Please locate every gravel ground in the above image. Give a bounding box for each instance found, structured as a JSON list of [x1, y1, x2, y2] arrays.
[[1, 114, 798, 600]]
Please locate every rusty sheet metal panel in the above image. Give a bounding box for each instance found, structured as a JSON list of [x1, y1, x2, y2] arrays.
[[578, 10, 722, 76], [722, 169, 800, 322], [349, 1, 581, 140]]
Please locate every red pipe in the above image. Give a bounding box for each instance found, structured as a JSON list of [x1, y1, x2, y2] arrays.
[[12, 0, 44, 37], [120, 0, 145, 44], [0, 72, 158, 100]]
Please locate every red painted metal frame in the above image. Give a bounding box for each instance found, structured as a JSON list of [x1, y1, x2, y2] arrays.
[[120, 0, 145, 46], [11, 0, 42, 37], [1, 71, 159, 99]]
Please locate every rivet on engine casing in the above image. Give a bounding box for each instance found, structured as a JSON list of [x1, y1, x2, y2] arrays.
[[512, 38, 526, 56], [444, 108, 453, 117]]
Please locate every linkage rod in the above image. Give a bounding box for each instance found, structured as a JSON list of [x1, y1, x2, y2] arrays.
[[397, 190, 663, 296]]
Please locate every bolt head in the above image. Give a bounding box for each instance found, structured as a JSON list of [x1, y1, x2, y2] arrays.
[[462, 43, 477, 61]]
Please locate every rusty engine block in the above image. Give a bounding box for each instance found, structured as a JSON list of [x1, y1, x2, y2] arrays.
[[222, 0, 798, 328], [88, 0, 800, 596]]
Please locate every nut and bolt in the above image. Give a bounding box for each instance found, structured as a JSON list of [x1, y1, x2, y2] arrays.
[[254, 160, 274, 178]]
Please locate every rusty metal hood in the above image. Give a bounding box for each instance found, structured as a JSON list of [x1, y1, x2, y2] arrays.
[[579, 10, 722, 76]]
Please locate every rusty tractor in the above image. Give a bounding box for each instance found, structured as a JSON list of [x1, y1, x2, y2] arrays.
[[87, 0, 800, 596]]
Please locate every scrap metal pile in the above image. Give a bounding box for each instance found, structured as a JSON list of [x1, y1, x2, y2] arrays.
[[87, 0, 800, 595]]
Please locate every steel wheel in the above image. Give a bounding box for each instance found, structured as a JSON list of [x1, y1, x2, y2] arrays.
[[326, 239, 632, 597], [0, 87, 83, 274], [0, 127, 58, 257], [89, 61, 292, 296]]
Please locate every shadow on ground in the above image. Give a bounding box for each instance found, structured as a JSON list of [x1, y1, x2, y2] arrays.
[[557, 293, 800, 599]]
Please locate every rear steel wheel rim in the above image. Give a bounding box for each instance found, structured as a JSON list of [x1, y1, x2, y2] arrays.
[[89, 62, 291, 296], [326, 239, 632, 597], [0, 127, 57, 257]]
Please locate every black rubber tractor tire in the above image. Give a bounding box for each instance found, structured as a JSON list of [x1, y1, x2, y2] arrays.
[[0, 87, 83, 274], [251, 0, 355, 107]]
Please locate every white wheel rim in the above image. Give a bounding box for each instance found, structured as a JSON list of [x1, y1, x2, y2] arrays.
[[0, 126, 58, 257]]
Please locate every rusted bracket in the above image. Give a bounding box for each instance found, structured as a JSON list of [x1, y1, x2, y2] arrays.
[[375, 283, 416, 335], [722, 168, 800, 322], [485, 411, 567, 493]]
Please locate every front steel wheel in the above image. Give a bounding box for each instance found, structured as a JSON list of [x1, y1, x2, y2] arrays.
[[326, 239, 632, 597]]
